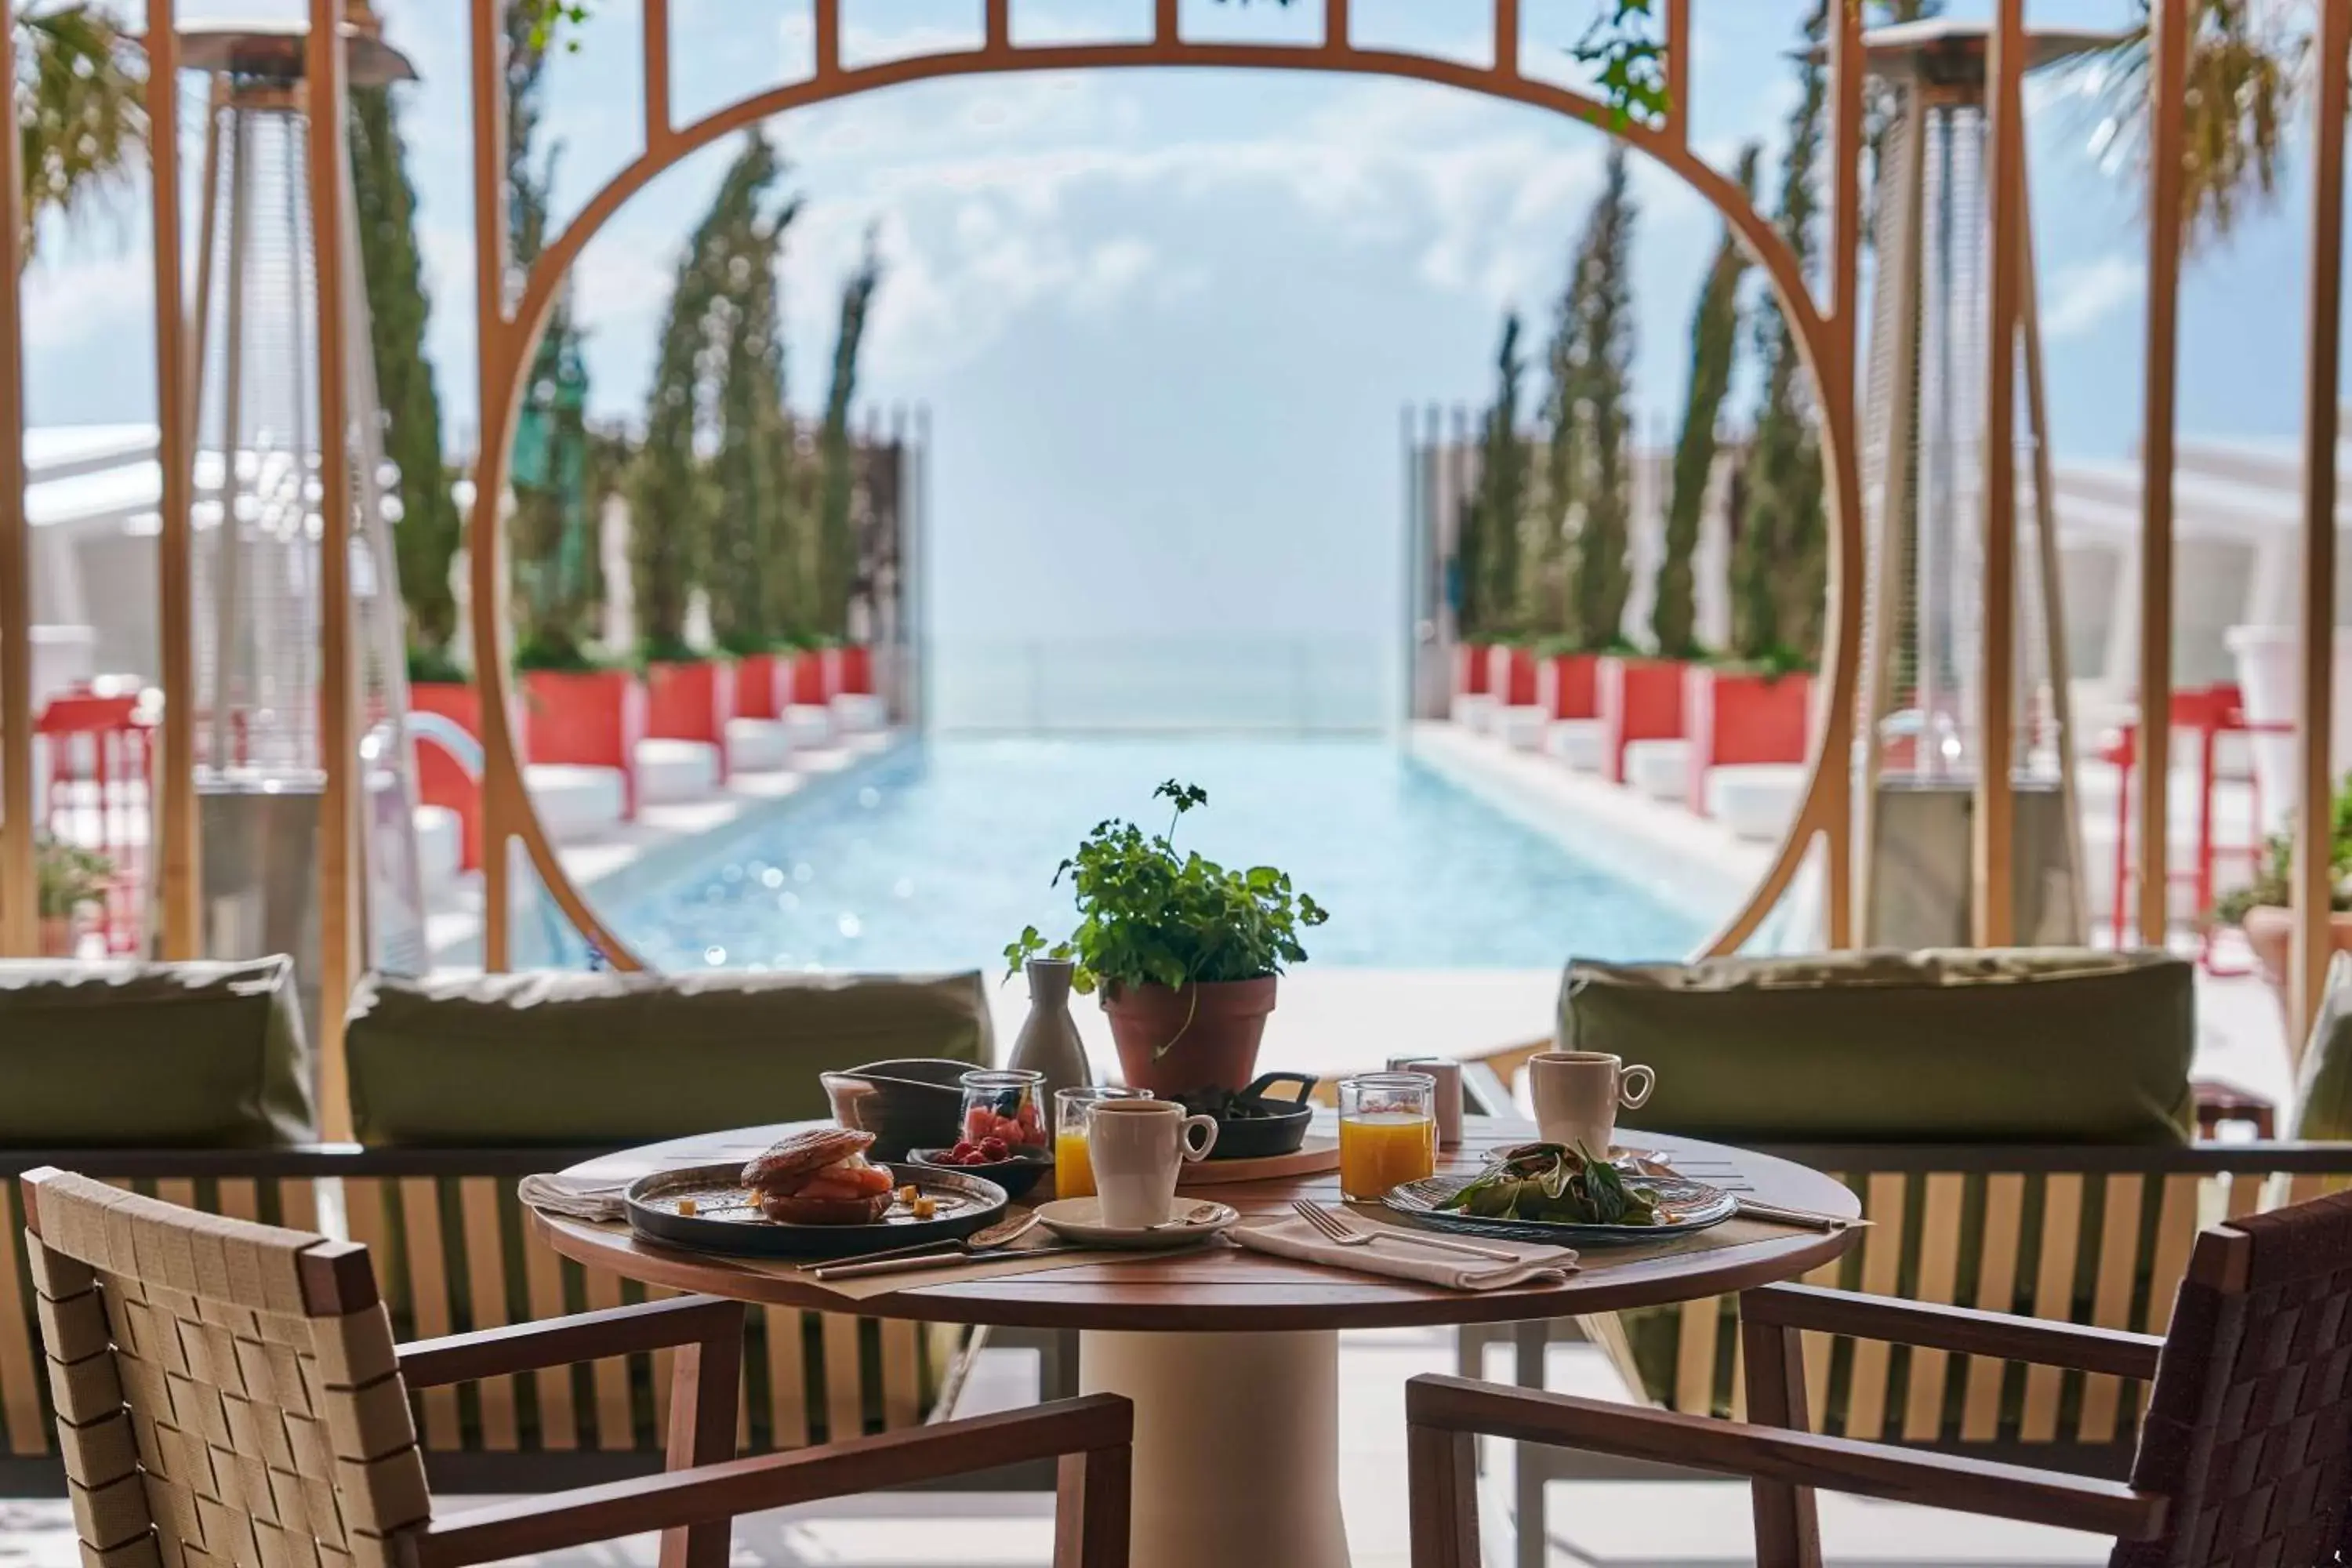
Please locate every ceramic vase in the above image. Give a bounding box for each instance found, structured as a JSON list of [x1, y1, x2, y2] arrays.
[[1009, 958, 1093, 1100]]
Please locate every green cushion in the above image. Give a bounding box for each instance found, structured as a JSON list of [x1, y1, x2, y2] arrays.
[[345, 968, 996, 1145], [1559, 948, 2196, 1145], [0, 956, 314, 1146], [2289, 951, 2352, 1139]]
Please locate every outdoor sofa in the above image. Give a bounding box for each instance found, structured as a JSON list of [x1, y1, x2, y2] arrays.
[[1458, 947, 2352, 1568], [0, 958, 1007, 1494]]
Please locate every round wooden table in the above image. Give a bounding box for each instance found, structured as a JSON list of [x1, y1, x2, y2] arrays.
[[533, 1118, 1858, 1568]]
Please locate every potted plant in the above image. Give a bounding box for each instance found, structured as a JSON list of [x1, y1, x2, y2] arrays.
[[1486, 638, 1540, 710], [37, 837, 111, 957], [405, 650, 485, 871], [1005, 780, 1329, 1097], [518, 637, 645, 819], [1683, 649, 1814, 814], [1535, 635, 1602, 723], [2216, 782, 2352, 1030], [1598, 649, 1687, 784], [641, 636, 735, 784]]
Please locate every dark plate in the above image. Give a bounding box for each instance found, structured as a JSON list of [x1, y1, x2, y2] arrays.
[[1382, 1172, 1737, 1246], [907, 1148, 1052, 1201], [624, 1161, 1008, 1259]]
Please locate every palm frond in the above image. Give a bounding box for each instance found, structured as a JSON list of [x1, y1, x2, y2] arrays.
[[16, 5, 145, 260]]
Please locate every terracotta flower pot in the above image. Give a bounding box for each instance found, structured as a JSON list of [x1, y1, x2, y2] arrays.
[[1486, 644, 1539, 707], [734, 652, 786, 720], [1539, 652, 1600, 721], [834, 644, 874, 697], [1102, 977, 1279, 1098], [407, 681, 484, 870], [644, 659, 735, 782], [789, 651, 829, 708], [1685, 666, 1814, 814], [2239, 906, 2352, 1055], [38, 915, 76, 958], [1598, 655, 1687, 783], [524, 667, 647, 818], [1455, 644, 1493, 697]]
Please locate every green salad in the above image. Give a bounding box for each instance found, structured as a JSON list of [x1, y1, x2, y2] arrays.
[[1436, 1142, 1661, 1227]]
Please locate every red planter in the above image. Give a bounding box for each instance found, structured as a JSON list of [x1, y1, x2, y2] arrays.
[[1598, 656, 1688, 784], [734, 652, 786, 720], [1538, 653, 1601, 721], [1685, 667, 1815, 814], [1486, 644, 1539, 708], [789, 650, 829, 707], [524, 668, 645, 818], [1454, 644, 1493, 697], [644, 659, 735, 783], [406, 681, 482, 870], [833, 644, 874, 697]]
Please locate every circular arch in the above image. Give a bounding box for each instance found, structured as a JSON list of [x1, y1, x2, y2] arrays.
[[465, 31, 1864, 971]]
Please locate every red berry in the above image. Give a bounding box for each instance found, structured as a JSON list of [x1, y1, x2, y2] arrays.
[[979, 1136, 1009, 1160], [949, 1142, 978, 1160], [964, 1108, 993, 1142]]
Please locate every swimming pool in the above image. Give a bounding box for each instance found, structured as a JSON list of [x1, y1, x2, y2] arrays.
[[593, 737, 1708, 973]]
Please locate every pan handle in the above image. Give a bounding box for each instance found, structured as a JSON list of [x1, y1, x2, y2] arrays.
[[1238, 1071, 1319, 1107]]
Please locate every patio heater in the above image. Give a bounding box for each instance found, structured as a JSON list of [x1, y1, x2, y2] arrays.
[[162, 5, 429, 1029], [1852, 18, 2120, 947]]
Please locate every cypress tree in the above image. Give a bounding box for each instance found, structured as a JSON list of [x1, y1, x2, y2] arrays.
[[504, 2, 598, 666], [1734, 2, 1830, 669], [1534, 245, 1583, 643], [1461, 312, 1527, 643], [705, 148, 803, 653], [349, 77, 462, 675], [631, 132, 783, 657], [815, 233, 881, 641], [1563, 147, 1637, 653], [1653, 143, 1759, 659]]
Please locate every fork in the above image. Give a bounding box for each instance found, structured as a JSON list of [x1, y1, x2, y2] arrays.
[[1290, 1200, 1523, 1263]]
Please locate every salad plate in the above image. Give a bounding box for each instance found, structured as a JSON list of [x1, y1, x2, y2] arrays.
[[1385, 1142, 1736, 1245]]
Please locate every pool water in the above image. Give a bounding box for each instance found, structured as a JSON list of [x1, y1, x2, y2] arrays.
[[597, 737, 1706, 974]]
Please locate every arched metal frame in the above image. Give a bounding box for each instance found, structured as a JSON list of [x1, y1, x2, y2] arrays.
[[462, 0, 1871, 971]]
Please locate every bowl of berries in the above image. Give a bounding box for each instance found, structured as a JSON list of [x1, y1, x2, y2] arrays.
[[906, 1139, 1054, 1200]]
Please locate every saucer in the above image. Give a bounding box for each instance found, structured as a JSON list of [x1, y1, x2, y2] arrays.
[[1033, 1197, 1240, 1250]]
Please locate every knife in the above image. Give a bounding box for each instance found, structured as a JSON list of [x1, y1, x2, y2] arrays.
[[809, 1243, 1090, 1282]]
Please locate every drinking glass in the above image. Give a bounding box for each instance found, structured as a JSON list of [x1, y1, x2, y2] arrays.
[[1053, 1085, 1145, 1199], [1337, 1072, 1438, 1201], [957, 1069, 1048, 1156]]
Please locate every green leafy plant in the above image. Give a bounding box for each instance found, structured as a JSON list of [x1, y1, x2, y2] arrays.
[[36, 836, 110, 920], [1004, 782, 1329, 1044], [405, 645, 470, 686], [2215, 779, 2352, 925]]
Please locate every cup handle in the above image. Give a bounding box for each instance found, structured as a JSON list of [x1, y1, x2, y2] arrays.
[[1619, 1063, 1656, 1111], [1180, 1114, 1220, 1162]]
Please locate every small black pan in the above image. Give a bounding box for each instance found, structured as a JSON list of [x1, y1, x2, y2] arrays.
[[1203, 1071, 1319, 1160]]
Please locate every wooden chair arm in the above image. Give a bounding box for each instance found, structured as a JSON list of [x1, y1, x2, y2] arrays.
[[413, 1396, 1135, 1568], [1742, 1284, 2165, 1381], [1405, 1376, 2166, 1541], [397, 1295, 745, 1388]]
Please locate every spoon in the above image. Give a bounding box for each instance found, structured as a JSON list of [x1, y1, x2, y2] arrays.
[[1145, 1202, 1225, 1232], [796, 1211, 1040, 1273]]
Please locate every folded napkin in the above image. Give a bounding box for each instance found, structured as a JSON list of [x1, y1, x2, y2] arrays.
[[1232, 1218, 1577, 1292], [517, 1174, 628, 1222]]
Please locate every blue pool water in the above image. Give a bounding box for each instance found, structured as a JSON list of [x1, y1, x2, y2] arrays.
[[597, 738, 1706, 974]]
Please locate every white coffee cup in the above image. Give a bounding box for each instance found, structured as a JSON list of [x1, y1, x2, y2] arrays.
[[1528, 1051, 1657, 1156], [1086, 1099, 1220, 1229]]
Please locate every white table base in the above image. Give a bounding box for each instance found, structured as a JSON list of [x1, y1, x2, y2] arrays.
[[1080, 1328, 1350, 1568]]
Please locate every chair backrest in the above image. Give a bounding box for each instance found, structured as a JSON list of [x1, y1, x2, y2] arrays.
[[2115, 1189, 2352, 1568], [18, 1167, 431, 1568]]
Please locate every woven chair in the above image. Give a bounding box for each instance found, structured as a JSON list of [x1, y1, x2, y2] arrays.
[[16, 1167, 1133, 1568], [1409, 1189, 2352, 1568]]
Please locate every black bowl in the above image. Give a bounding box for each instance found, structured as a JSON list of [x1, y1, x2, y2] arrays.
[[820, 1058, 972, 1160], [906, 1147, 1053, 1201]]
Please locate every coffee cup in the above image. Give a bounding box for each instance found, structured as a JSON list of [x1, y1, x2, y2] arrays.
[[1086, 1099, 1219, 1229], [1527, 1051, 1656, 1156]]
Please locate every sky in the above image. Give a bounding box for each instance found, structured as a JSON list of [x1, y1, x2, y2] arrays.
[[17, 0, 2323, 695]]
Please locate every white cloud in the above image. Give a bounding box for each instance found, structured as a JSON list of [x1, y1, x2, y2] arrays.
[[2043, 253, 2145, 340]]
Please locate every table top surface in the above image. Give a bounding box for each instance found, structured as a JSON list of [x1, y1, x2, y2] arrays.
[[532, 1116, 1860, 1331]]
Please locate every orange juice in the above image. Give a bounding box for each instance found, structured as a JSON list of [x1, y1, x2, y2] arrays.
[[1338, 1112, 1436, 1200], [1054, 1127, 1095, 1199]]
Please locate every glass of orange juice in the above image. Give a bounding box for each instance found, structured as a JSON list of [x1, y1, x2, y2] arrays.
[[1337, 1073, 1438, 1200], [1053, 1086, 1145, 1200]]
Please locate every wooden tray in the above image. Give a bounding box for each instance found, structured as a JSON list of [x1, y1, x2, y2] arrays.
[[1177, 1134, 1340, 1188]]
